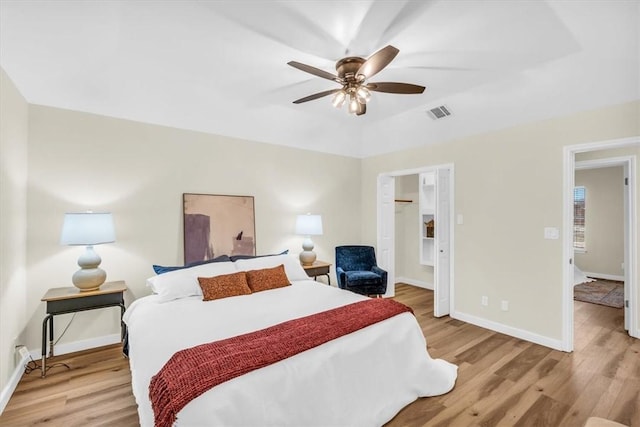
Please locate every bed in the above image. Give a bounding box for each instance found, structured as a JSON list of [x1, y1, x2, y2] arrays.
[[124, 254, 457, 426]]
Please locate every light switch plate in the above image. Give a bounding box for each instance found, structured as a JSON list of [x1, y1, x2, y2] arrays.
[[544, 227, 559, 240]]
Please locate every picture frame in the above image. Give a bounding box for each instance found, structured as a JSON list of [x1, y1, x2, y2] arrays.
[[183, 193, 256, 264]]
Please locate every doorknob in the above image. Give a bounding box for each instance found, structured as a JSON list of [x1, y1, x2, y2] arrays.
[[440, 250, 444, 253]]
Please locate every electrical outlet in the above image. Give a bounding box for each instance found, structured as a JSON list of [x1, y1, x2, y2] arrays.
[[14, 345, 29, 365], [501, 300, 509, 311], [481, 296, 489, 306]]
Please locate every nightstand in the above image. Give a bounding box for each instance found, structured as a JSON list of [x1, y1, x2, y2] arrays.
[[40, 281, 127, 377], [302, 260, 332, 285]]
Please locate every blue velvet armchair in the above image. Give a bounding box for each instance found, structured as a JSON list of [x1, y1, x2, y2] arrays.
[[335, 245, 387, 296]]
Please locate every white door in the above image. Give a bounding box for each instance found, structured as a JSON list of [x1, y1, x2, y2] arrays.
[[377, 174, 395, 296], [434, 168, 451, 316]]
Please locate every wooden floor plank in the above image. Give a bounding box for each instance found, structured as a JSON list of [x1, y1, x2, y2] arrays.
[[513, 394, 571, 427], [607, 377, 640, 426], [557, 374, 616, 427], [1, 284, 638, 427]]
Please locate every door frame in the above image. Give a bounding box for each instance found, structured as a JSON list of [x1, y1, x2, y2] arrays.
[[562, 137, 638, 351], [376, 164, 455, 313]]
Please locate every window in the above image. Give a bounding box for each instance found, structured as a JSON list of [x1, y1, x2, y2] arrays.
[[573, 186, 586, 250]]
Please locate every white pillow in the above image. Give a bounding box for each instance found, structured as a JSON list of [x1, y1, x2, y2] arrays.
[[146, 261, 238, 302], [234, 254, 309, 281]]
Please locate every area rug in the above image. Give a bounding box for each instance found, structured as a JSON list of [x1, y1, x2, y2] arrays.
[[574, 279, 624, 308]]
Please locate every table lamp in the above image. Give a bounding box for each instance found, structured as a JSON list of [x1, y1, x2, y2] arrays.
[[60, 212, 115, 291], [296, 213, 323, 266]]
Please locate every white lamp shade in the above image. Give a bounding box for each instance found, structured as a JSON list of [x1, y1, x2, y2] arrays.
[[60, 212, 116, 246], [295, 214, 323, 236]]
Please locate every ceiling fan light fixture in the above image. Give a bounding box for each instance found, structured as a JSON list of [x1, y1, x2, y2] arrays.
[[356, 86, 371, 104], [332, 90, 346, 108], [289, 45, 424, 116], [348, 94, 359, 114]]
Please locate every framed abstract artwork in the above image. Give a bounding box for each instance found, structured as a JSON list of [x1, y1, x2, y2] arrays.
[[183, 193, 256, 264]]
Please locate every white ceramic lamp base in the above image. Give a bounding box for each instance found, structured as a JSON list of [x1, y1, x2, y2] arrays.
[[72, 246, 107, 291], [299, 236, 317, 266]]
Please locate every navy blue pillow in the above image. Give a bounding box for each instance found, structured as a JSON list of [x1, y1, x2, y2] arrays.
[[152, 254, 232, 275], [229, 250, 288, 262]]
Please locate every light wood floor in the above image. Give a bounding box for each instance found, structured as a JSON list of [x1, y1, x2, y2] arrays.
[[1, 284, 638, 426]]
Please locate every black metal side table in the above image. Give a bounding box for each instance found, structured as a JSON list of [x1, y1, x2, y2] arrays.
[[302, 260, 332, 285], [40, 281, 127, 377]]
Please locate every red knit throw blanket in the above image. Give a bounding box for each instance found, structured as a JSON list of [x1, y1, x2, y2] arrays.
[[149, 298, 412, 427]]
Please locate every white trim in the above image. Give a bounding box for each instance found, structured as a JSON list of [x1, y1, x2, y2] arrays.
[[626, 156, 638, 337], [396, 277, 433, 290], [581, 272, 625, 282], [29, 333, 122, 360], [450, 167, 455, 317], [563, 136, 639, 352], [0, 351, 30, 415], [571, 136, 640, 154], [451, 310, 564, 351], [576, 156, 635, 170], [562, 145, 575, 351]]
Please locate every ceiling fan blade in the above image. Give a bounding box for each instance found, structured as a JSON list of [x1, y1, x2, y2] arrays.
[[348, 0, 437, 55], [366, 82, 426, 94], [403, 65, 477, 71], [356, 103, 367, 116], [287, 61, 342, 83], [206, 2, 344, 60], [357, 45, 399, 79], [292, 88, 342, 104]]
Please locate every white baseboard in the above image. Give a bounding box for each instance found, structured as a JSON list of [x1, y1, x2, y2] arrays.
[[28, 333, 122, 361], [0, 350, 30, 415], [451, 310, 564, 351], [583, 272, 625, 282], [396, 277, 433, 290]]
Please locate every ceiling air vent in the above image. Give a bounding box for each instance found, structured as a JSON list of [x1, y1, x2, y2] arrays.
[[427, 105, 452, 120]]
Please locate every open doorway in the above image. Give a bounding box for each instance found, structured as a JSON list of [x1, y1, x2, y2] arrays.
[[562, 137, 638, 351], [573, 160, 627, 338], [377, 164, 454, 316]]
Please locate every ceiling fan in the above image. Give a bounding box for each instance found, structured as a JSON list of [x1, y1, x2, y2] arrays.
[[287, 45, 425, 116]]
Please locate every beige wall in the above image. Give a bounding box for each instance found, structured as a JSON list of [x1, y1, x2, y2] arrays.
[[0, 69, 28, 394], [1, 66, 638, 399], [20, 105, 361, 355], [362, 101, 639, 342], [575, 166, 625, 278], [394, 174, 434, 287]]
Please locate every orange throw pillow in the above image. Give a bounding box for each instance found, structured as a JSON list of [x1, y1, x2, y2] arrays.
[[198, 271, 252, 301], [245, 264, 291, 292]]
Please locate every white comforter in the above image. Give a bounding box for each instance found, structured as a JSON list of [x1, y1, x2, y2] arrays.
[[124, 280, 457, 427]]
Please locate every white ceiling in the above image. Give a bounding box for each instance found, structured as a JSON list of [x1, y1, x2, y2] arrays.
[[1, 0, 638, 158]]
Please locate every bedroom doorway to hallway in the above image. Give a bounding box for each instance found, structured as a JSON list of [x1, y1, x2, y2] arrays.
[[377, 164, 454, 317], [562, 137, 638, 351], [574, 159, 627, 329]]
